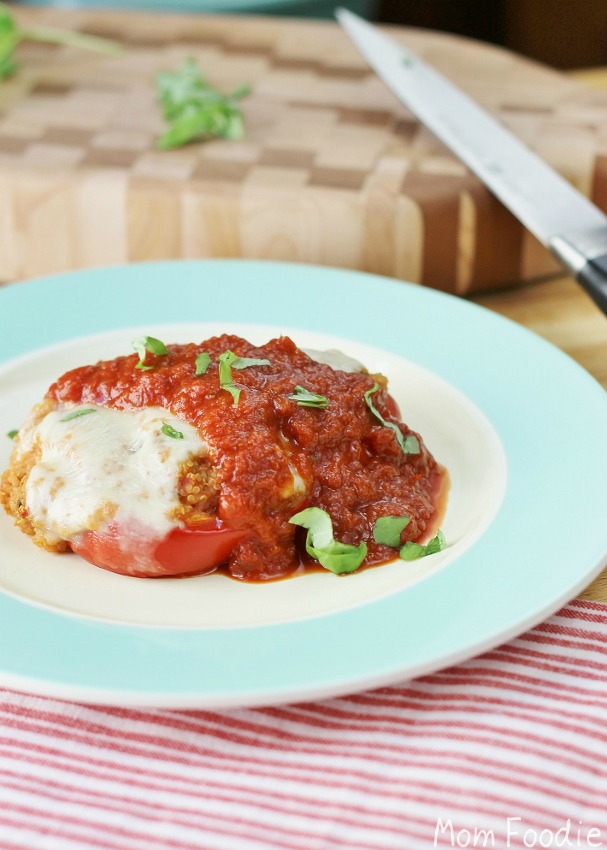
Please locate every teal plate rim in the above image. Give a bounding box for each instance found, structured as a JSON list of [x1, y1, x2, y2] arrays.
[[1, 259, 606, 708]]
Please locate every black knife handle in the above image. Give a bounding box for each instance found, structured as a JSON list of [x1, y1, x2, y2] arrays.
[[575, 254, 607, 317]]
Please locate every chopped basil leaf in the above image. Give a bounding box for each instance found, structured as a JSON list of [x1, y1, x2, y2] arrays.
[[195, 351, 211, 376], [231, 356, 271, 370], [289, 506, 367, 575], [155, 58, 250, 150], [288, 385, 329, 409], [399, 541, 425, 561], [307, 541, 367, 574], [218, 350, 271, 404], [400, 530, 446, 561], [132, 335, 169, 370], [60, 408, 96, 422], [7, 429, 18, 440], [374, 515, 445, 560], [364, 382, 420, 455], [222, 383, 241, 404], [138, 336, 168, 356], [373, 515, 411, 547], [218, 350, 241, 404], [161, 422, 184, 439], [424, 529, 446, 555]]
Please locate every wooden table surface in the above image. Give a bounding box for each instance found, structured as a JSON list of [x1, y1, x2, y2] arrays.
[[473, 68, 607, 603], [474, 273, 607, 602]]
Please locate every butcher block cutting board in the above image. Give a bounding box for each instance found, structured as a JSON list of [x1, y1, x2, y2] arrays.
[[1, 6, 607, 293]]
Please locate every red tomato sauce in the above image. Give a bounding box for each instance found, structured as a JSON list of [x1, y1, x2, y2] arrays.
[[49, 335, 446, 581]]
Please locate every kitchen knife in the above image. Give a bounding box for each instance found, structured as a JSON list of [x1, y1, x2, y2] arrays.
[[337, 8, 607, 316]]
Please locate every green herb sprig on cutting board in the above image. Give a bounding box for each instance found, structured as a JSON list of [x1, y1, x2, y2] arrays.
[[155, 57, 251, 149], [0, 3, 121, 82]]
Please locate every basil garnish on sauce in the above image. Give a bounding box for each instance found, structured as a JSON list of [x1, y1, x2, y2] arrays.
[[288, 386, 329, 409], [7, 429, 18, 440], [195, 352, 211, 376], [364, 382, 420, 455], [231, 355, 271, 370], [373, 515, 411, 547], [218, 350, 271, 404], [218, 350, 241, 404], [400, 530, 446, 561], [133, 336, 169, 370], [60, 408, 96, 423], [161, 422, 184, 440], [372, 516, 446, 561], [289, 507, 367, 575]]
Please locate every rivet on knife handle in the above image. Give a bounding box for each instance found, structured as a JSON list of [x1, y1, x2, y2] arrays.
[[551, 234, 607, 316]]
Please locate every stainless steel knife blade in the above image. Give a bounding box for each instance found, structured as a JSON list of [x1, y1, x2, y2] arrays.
[[337, 8, 607, 315]]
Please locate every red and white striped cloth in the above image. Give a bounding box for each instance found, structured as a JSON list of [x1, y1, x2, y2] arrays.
[[0, 598, 606, 850]]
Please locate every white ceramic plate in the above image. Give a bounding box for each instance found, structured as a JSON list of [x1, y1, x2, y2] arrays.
[[0, 322, 505, 628]]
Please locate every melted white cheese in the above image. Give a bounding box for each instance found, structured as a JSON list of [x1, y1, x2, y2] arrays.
[[16, 348, 361, 548], [18, 405, 206, 544]]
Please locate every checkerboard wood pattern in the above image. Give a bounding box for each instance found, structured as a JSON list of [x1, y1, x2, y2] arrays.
[[1, 6, 607, 292]]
